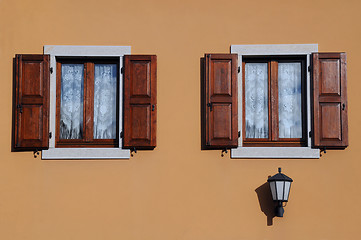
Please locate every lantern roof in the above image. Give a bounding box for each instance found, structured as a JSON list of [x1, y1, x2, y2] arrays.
[[267, 168, 293, 182]]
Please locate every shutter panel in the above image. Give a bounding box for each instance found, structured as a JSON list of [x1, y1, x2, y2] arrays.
[[312, 52, 348, 148], [204, 54, 238, 148], [123, 55, 157, 150], [13, 54, 50, 151]]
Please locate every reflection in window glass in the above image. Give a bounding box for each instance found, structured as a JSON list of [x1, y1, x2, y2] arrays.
[[60, 64, 84, 139], [278, 62, 302, 138], [245, 63, 269, 138], [94, 64, 117, 139]]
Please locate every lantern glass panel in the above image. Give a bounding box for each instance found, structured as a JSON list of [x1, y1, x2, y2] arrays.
[[276, 181, 285, 201], [284, 181, 291, 201], [270, 181, 277, 200]]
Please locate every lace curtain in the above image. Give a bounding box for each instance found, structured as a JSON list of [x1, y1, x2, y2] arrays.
[[278, 63, 302, 138], [60, 64, 117, 140], [245, 63, 269, 138], [60, 64, 84, 139], [93, 64, 117, 139]]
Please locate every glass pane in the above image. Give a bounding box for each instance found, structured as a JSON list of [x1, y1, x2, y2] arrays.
[[276, 181, 285, 201], [284, 181, 291, 201], [60, 64, 84, 139], [245, 63, 269, 138], [269, 181, 277, 201], [278, 62, 302, 138], [94, 64, 118, 139]]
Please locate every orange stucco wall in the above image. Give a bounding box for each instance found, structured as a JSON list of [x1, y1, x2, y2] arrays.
[[1, 0, 361, 239]]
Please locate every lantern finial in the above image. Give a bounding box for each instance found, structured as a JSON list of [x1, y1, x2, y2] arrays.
[[278, 167, 281, 173]]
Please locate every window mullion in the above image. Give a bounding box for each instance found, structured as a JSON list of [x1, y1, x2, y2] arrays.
[[84, 62, 94, 142], [270, 61, 279, 141]]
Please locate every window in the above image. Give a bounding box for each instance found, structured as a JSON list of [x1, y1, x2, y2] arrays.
[[231, 44, 321, 158], [12, 46, 157, 159], [56, 58, 119, 148], [42, 46, 131, 159], [242, 56, 307, 147]]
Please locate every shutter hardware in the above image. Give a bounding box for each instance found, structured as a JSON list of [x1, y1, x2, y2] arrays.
[[130, 147, 137, 157], [49, 132, 52, 139], [238, 66, 240, 73], [308, 66, 312, 72], [121, 67, 124, 74], [309, 131, 312, 138], [17, 104, 23, 113], [221, 148, 228, 157], [50, 67, 53, 74], [33, 150, 40, 158], [207, 103, 213, 111]]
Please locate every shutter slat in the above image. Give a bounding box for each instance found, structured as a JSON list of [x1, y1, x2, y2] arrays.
[[123, 55, 157, 149], [13, 54, 50, 151], [204, 54, 238, 148], [312, 52, 348, 148]]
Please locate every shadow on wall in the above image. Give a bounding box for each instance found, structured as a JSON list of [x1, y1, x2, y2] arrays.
[[255, 180, 276, 226]]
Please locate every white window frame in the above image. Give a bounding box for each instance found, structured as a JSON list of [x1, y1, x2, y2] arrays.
[[231, 44, 320, 159], [42, 46, 131, 159]]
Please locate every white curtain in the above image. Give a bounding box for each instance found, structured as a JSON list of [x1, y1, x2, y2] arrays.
[[278, 63, 302, 138], [60, 64, 84, 139], [245, 63, 269, 138], [93, 64, 117, 139]]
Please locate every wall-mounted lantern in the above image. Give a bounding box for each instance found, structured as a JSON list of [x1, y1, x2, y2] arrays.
[[267, 168, 293, 217]]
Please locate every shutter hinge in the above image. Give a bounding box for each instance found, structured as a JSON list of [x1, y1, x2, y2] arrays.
[[308, 66, 312, 72], [121, 67, 124, 74], [17, 104, 23, 113], [309, 131, 312, 138], [206, 141, 210, 146], [49, 132, 52, 139], [120, 131, 123, 138], [50, 67, 53, 74], [207, 103, 213, 111], [238, 66, 240, 73], [238, 131, 241, 138]]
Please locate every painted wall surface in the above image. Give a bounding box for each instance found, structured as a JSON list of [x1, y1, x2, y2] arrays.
[[1, 0, 361, 239]]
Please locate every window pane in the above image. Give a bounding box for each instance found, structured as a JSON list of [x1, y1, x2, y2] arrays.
[[60, 64, 84, 139], [245, 63, 269, 138], [94, 64, 117, 139], [278, 63, 302, 138]]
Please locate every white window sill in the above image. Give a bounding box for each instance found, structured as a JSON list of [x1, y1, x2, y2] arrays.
[[231, 147, 320, 159], [42, 148, 130, 160]]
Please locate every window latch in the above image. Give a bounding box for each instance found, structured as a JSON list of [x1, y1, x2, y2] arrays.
[[152, 104, 155, 111]]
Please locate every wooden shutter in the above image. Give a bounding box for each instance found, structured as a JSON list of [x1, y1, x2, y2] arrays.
[[312, 52, 348, 148], [204, 54, 238, 148], [123, 55, 157, 150], [13, 54, 50, 151]]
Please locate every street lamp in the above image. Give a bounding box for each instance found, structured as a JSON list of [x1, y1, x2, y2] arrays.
[[267, 168, 293, 217]]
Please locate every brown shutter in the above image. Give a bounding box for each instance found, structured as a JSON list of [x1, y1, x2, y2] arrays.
[[13, 54, 50, 151], [123, 55, 157, 150], [312, 53, 348, 149], [204, 54, 238, 148]]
